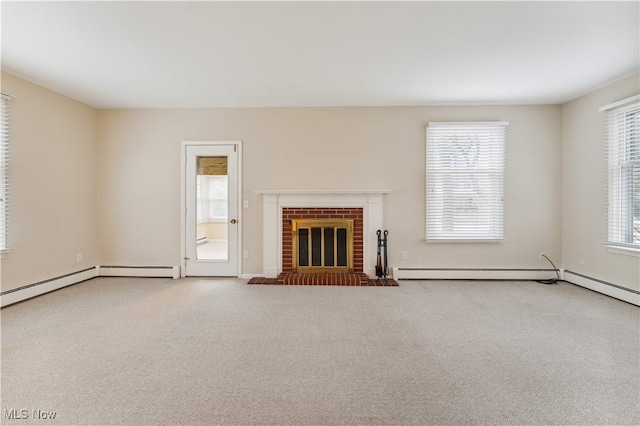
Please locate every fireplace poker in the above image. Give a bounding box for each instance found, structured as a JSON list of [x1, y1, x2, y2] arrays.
[[376, 230, 384, 279], [376, 230, 389, 282], [383, 230, 389, 280]]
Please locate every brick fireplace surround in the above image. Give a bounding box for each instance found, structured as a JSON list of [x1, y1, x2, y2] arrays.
[[282, 207, 363, 273]]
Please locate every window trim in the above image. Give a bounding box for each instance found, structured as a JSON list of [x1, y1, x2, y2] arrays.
[[601, 94, 640, 250], [0, 93, 11, 254], [605, 243, 640, 257]]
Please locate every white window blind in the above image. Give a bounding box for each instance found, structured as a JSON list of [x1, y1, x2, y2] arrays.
[[0, 94, 10, 251], [426, 122, 507, 241], [603, 95, 640, 248]]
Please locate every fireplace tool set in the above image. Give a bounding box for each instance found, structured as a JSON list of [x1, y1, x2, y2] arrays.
[[375, 230, 389, 281]]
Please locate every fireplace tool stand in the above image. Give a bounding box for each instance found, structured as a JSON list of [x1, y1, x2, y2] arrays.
[[375, 230, 389, 282]]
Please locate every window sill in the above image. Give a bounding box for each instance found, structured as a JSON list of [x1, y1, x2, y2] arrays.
[[605, 244, 640, 257]]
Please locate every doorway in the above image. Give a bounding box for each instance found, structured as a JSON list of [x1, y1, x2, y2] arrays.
[[184, 143, 240, 276]]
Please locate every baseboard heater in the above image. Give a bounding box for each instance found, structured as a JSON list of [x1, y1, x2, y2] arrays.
[[1, 267, 99, 308], [1, 265, 180, 308], [98, 265, 180, 279], [564, 270, 639, 306], [197, 236, 208, 246], [393, 267, 559, 281]]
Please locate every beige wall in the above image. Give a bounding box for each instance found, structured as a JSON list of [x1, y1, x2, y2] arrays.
[[0, 71, 97, 292], [4, 70, 636, 294], [97, 105, 563, 275], [562, 73, 640, 291]]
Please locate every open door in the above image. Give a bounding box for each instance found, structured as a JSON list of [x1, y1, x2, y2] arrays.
[[185, 144, 238, 276]]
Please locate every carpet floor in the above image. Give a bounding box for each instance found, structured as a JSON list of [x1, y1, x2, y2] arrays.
[[1, 277, 638, 425]]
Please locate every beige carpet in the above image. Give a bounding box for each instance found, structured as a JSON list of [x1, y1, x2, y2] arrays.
[[1, 277, 638, 425]]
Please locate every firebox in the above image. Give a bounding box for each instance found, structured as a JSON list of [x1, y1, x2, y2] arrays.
[[292, 219, 354, 273]]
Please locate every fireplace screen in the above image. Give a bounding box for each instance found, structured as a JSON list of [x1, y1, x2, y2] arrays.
[[292, 219, 354, 273]]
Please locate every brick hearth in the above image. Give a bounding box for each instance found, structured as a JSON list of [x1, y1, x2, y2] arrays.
[[277, 272, 368, 285], [247, 274, 398, 286]]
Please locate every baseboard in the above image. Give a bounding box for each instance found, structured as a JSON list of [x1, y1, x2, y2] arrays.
[[393, 267, 558, 281], [1, 267, 99, 308], [98, 265, 180, 279], [240, 274, 262, 279], [564, 270, 639, 306]]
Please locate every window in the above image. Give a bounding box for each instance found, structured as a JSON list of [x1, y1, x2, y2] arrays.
[[603, 95, 640, 249], [426, 122, 507, 241], [0, 94, 10, 252], [196, 175, 228, 223]]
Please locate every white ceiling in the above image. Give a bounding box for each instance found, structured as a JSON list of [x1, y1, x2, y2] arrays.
[[2, 1, 639, 108]]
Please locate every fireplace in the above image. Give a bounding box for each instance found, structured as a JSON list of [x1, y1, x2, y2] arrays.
[[292, 219, 353, 272], [255, 190, 389, 278], [283, 209, 362, 273]]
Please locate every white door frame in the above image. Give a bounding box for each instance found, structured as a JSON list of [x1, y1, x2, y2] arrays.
[[180, 141, 243, 278]]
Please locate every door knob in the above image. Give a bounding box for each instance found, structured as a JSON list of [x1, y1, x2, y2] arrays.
[[230, 219, 237, 224]]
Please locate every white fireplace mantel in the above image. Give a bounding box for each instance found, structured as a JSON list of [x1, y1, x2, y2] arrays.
[[254, 190, 391, 278]]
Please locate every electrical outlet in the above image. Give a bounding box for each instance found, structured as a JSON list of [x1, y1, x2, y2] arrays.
[[243, 250, 249, 259], [243, 200, 249, 209], [401, 251, 407, 260], [578, 257, 585, 266], [539, 252, 545, 261], [76, 253, 83, 262]]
